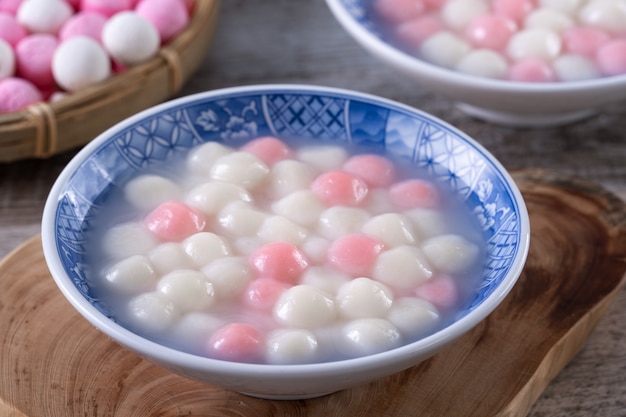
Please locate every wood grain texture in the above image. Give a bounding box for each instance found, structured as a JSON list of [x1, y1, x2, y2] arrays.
[[1, 170, 625, 417], [1, 1, 626, 414]]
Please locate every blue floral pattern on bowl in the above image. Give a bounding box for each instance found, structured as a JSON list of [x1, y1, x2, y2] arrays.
[[335, 0, 380, 37], [53, 86, 525, 321]]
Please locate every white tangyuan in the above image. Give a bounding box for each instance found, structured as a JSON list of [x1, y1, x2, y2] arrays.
[[171, 312, 224, 350], [202, 256, 252, 300], [362, 213, 417, 247], [300, 266, 351, 294], [186, 142, 233, 177], [300, 236, 332, 264], [232, 236, 265, 256], [127, 291, 180, 333], [296, 145, 348, 173], [317, 206, 371, 240], [507, 28, 562, 61], [209, 151, 269, 190], [387, 297, 440, 338], [0, 39, 15, 79], [266, 329, 320, 364], [17, 0, 73, 34], [182, 232, 232, 267], [257, 215, 309, 245], [455, 49, 509, 79], [524, 9, 575, 33], [148, 242, 194, 275], [156, 269, 215, 313], [372, 245, 433, 291], [102, 222, 158, 260], [124, 174, 183, 211], [441, 0, 489, 30], [339, 318, 401, 357], [403, 208, 449, 240], [273, 285, 336, 329], [216, 201, 267, 238], [263, 159, 316, 199], [420, 31, 471, 68], [271, 190, 325, 227], [336, 277, 395, 319], [421, 234, 480, 275], [554, 54, 601, 81], [579, 0, 626, 34], [102, 11, 159, 66], [104, 254, 156, 294], [185, 181, 252, 216]]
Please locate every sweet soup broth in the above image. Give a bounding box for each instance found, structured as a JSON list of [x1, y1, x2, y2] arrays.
[[87, 136, 486, 364]]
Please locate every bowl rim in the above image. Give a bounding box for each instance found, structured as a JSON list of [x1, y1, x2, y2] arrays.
[[41, 83, 530, 377], [325, 0, 626, 93]]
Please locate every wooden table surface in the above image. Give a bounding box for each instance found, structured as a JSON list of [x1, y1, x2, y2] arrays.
[[1, 1, 625, 416]]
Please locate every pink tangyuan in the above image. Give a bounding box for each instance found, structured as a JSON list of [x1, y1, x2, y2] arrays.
[[0, 12, 27, 47], [388, 178, 440, 210], [492, 0, 536, 24], [249, 242, 309, 285], [207, 323, 264, 363], [563, 27, 612, 58], [414, 275, 458, 310], [327, 233, 385, 277], [79, 0, 133, 18], [508, 58, 556, 82], [596, 39, 626, 76], [465, 13, 517, 51], [65, 0, 80, 10], [240, 136, 292, 166], [342, 154, 396, 188], [395, 14, 444, 48], [59, 11, 107, 43], [112, 60, 127, 74], [15, 34, 59, 88], [423, 0, 446, 10], [0, 0, 23, 14], [184, 0, 194, 12], [311, 170, 369, 207], [143, 200, 206, 242], [0, 77, 43, 113], [135, 0, 190, 43], [373, 0, 426, 24], [244, 277, 290, 311]]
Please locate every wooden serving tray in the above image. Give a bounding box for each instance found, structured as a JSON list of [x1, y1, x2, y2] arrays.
[[1, 169, 625, 417]]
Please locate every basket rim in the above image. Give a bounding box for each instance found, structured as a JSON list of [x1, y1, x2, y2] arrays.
[[0, 0, 220, 161]]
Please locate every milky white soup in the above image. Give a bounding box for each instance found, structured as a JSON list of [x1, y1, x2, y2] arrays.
[[87, 136, 486, 364]]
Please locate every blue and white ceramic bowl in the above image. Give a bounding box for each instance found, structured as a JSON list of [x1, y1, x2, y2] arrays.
[[326, 0, 626, 127], [42, 85, 529, 399]]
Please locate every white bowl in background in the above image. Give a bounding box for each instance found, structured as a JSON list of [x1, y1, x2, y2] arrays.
[[326, 0, 626, 127]]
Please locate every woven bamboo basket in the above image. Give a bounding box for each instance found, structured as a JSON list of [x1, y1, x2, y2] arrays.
[[0, 0, 220, 163]]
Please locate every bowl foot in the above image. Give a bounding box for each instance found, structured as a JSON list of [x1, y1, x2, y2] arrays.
[[456, 103, 597, 128], [239, 391, 336, 400]]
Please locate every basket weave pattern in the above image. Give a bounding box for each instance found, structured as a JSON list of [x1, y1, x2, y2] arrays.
[[0, 0, 220, 162]]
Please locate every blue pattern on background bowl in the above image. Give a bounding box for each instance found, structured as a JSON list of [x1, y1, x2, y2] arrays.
[[42, 84, 530, 399]]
